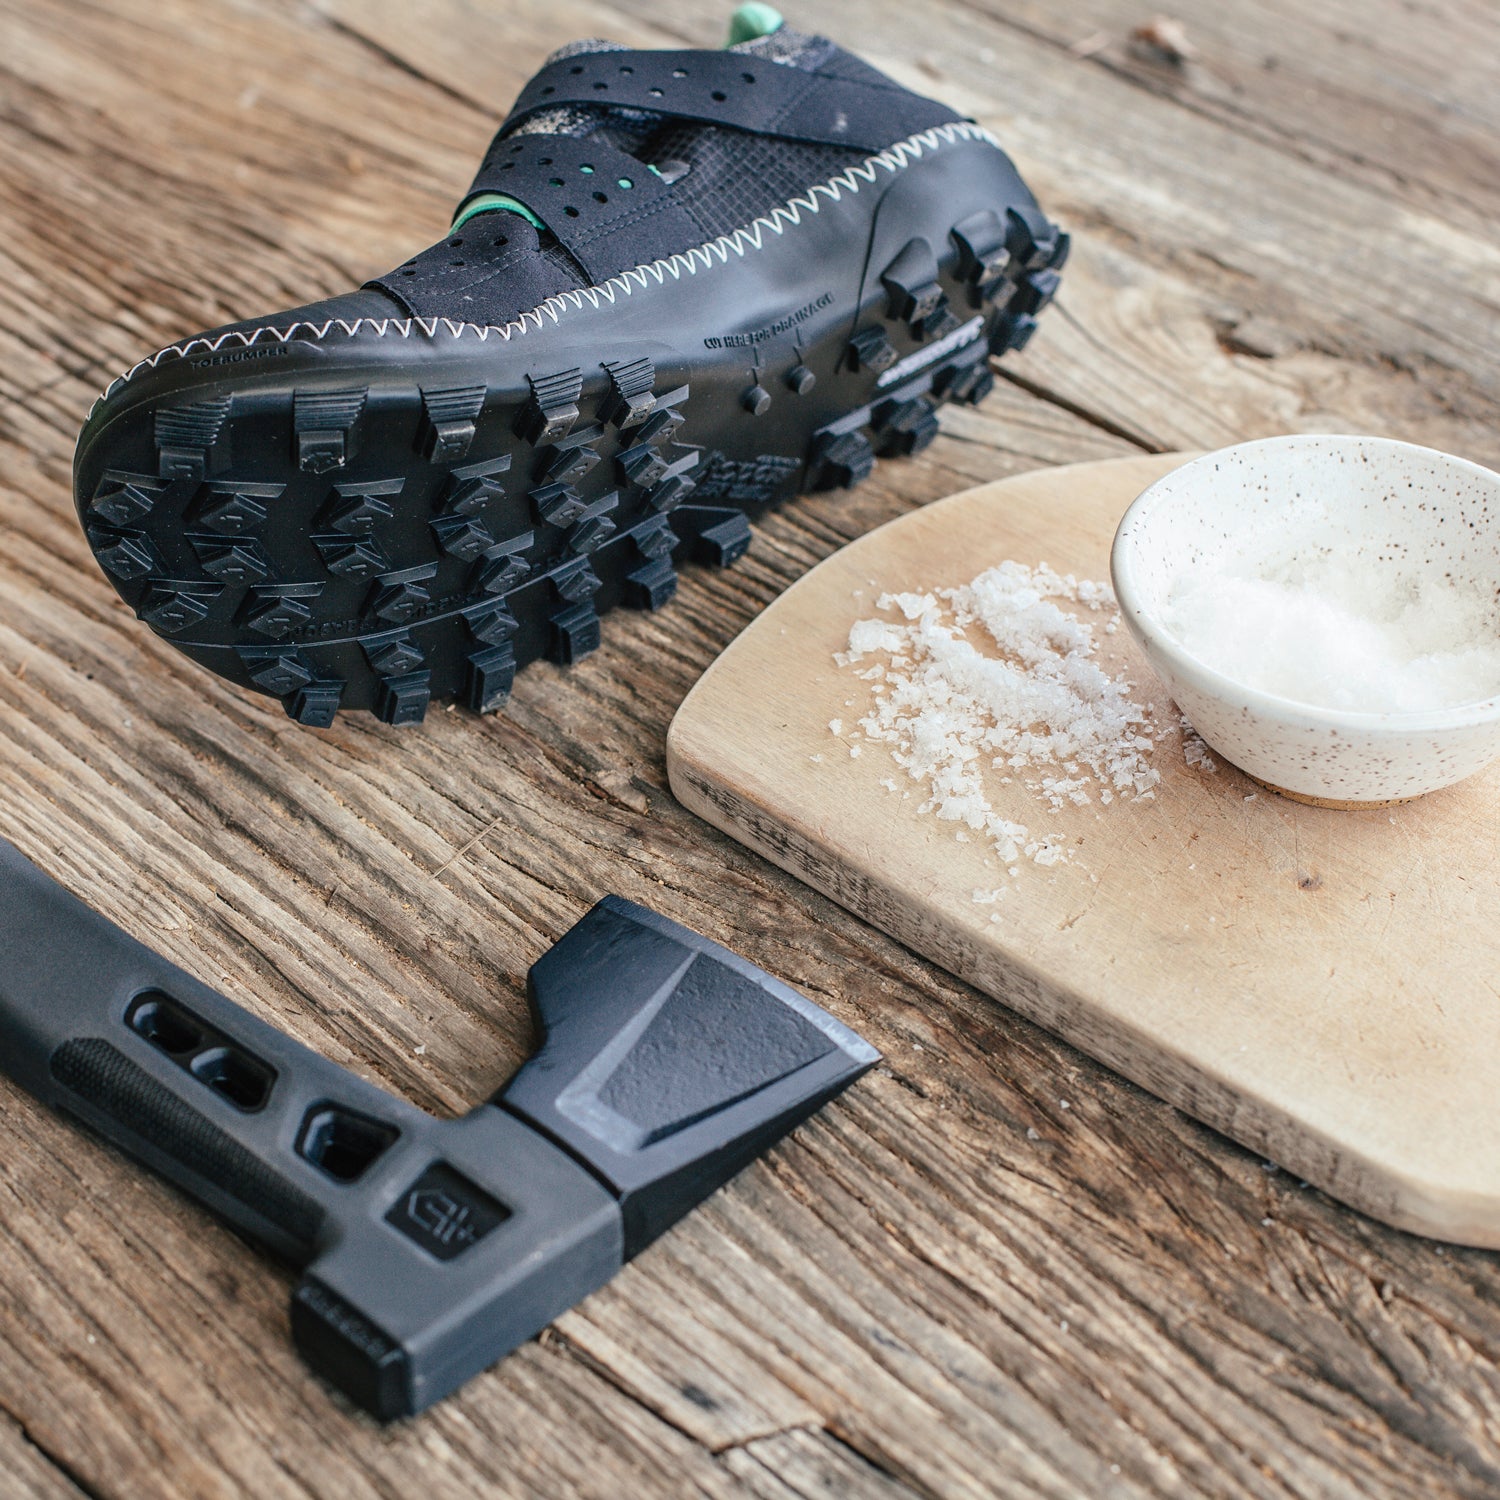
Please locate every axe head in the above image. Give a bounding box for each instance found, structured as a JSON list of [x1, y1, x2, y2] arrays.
[[290, 897, 880, 1417]]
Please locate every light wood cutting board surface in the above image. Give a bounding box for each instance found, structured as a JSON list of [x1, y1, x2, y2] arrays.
[[668, 453, 1500, 1247]]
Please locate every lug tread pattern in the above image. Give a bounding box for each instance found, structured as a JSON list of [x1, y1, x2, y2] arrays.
[[600, 357, 656, 428], [294, 388, 367, 474], [191, 482, 281, 535], [90, 472, 166, 527], [155, 398, 231, 481], [518, 368, 583, 444], [418, 384, 487, 462], [78, 191, 1066, 727], [89, 528, 156, 581]]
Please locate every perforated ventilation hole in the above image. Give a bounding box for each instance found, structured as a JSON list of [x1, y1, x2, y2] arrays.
[[743, 71, 755, 82], [594, 81, 608, 90], [580, 164, 594, 174], [502, 161, 515, 170], [618, 177, 634, 189], [672, 67, 688, 77], [593, 191, 608, 203], [569, 64, 583, 74], [401, 267, 416, 275], [493, 234, 509, 246], [620, 63, 633, 74], [541, 85, 555, 96], [564, 206, 579, 217], [648, 87, 663, 97], [510, 142, 523, 153], [448, 236, 463, 247], [539, 156, 553, 165], [711, 90, 727, 101], [549, 176, 564, 185]]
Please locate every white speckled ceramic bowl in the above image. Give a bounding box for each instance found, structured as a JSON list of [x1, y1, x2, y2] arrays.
[[1111, 435, 1500, 806]]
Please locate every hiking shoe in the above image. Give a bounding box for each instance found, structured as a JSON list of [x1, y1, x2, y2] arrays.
[[73, 5, 1068, 727]]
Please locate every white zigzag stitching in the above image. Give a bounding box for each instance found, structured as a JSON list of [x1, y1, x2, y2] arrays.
[[94, 122, 998, 408]]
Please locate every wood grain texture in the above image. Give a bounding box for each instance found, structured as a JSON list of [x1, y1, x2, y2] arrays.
[[667, 454, 1500, 1245], [0, 0, 1498, 1496]]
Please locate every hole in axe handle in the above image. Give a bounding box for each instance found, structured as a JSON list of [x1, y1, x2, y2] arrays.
[[126, 991, 277, 1113], [298, 1105, 400, 1183], [128, 991, 204, 1056], [191, 1046, 276, 1113]]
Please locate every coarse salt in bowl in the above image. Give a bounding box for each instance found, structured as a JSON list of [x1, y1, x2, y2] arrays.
[[1110, 434, 1500, 806]]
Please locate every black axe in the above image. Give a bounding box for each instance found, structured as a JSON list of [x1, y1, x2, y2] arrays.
[[0, 837, 877, 1418]]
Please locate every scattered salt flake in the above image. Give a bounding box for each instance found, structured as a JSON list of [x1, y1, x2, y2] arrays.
[[835, 560, 1159, 875], [849, 744, 861, 758], [885, 590, 938, 620], [809, 753, 824, 763], [1183, 731, 1218, 773], [1059, 1099, 1071, 1110], [829, 718, 843, 735], [1026, 1127, 1040, 1140], [414, 1043, 427, 1056]]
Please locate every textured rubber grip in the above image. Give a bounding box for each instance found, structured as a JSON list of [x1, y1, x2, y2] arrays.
[[51, 1038, 324, 1250]]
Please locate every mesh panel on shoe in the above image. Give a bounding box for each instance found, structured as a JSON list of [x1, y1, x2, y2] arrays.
[[502, 27, 868, 247], [641, 123, 865, 240], [733, 27, 836, 68]]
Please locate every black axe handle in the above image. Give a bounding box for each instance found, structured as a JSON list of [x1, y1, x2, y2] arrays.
[[0, 837, 877, 1417]]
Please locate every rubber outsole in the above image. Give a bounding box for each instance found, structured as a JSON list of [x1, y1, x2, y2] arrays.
[[74, 148, 1066, 728]]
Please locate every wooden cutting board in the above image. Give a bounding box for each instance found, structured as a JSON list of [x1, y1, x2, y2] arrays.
[[668, 454, 1500, 1248]]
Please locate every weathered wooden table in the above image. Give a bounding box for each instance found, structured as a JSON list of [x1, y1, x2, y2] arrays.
[[2, 2, 1498, 1496]]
